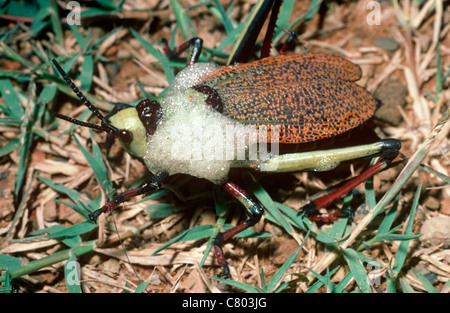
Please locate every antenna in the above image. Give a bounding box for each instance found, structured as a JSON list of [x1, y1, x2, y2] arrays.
[[52, 59, 120, 136], [52, 59, 105, 121]]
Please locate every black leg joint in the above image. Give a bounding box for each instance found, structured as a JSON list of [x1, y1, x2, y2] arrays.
[[138, 171, 168, 195], [245, 203, 264, 228], [165, 37, 204, 66], [114, 193, 125, 204], [380, 139, 401, 159], [188, 37, 203, 65], [214, 233, 225, 247]]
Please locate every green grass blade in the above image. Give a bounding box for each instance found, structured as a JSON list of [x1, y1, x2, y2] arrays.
[[435, 42, 442, 98], [273, 0, 322, 44], [154, 223, 269, 256], [169, 0, 198, 40], [306, 267, 339, 293], [376, 195, 400, 235], [277, 0, 294, 30], [0, 138, 20, 158], [391, 184, 421, 276], [260, 268, 267, 291], [39, 176, 93, 219], [372, 233, 422, 242], [30, 8, 50, 40], [213, 277, 259, 293], [386, 279, 397, 293], [199, 188, 229, 269], [0, 117, 21, 125], [56, 53, 79, 74], [34, 224, 83, 249], [0, 272, 12, 293], [362, 159, 378, 210], [200, 0, 234, 34], [15, 93, 39, 202], [130, 29, 175, 83], [0, 240, 96, 282], [304, 278, 324, 293], [419, 163, 450, 184], [130, 29, 161, 59], [365, 176, 377, 209], [80, 54, 94, 91], [266, 231, 310, 292], [243, 173, 294, 234], [342, 248, 372, 293], [91, 27, 124, 51], [0, 78, 24, 118], [412, 269, 439, 293], [46, 221, 97, 239], [315, 230, 338, 244], [65, 254, 82, 293], [326, 210, 349, 239], [399, 277, 415, 293], [69, 23, 87, 49], [48, 0, 64, 47], [134, 281, 149, 293], [0, 254, 23, 272], [73, 131, 113, 197], [145, 203, 174, 219], [0, 42, 35, 70], [152, 225, 214, 255], [333, 272, 353, 293], [0, 23, 20, 42], [214, 186, 228, 217], [217, 21, 246, 52], [38, 84, 58, 105], [55, 199, 92, 218], [273, 201, 315, 232]]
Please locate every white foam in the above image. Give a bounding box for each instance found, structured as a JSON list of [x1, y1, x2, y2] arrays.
[[143, 63, 258, 183], [169, 62, 219, 91]]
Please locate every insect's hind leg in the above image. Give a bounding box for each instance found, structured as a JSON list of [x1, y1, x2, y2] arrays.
[[213, 181, 264, 278], [299, 139, 401, 222]]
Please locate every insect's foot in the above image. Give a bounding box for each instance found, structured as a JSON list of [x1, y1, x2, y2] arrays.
[[340, 207, 355, 219], [298, 202, 317, 217], [88, 209, 103, 222], [220, 264, 231, 279]]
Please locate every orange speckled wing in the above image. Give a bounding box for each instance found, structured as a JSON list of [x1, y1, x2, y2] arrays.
[[197, 54, 377, 143]]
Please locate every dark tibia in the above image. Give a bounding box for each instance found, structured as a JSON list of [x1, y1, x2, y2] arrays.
[[213, 181, 264, 278], [89, 171, 168, 222]]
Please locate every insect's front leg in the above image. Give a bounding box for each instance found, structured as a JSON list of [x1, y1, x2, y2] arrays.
[[213, 181, 264, 278], [89, 170, 168, 222]]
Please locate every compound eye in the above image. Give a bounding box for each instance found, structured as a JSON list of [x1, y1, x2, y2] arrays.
[[119, 130, 133, 144]]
